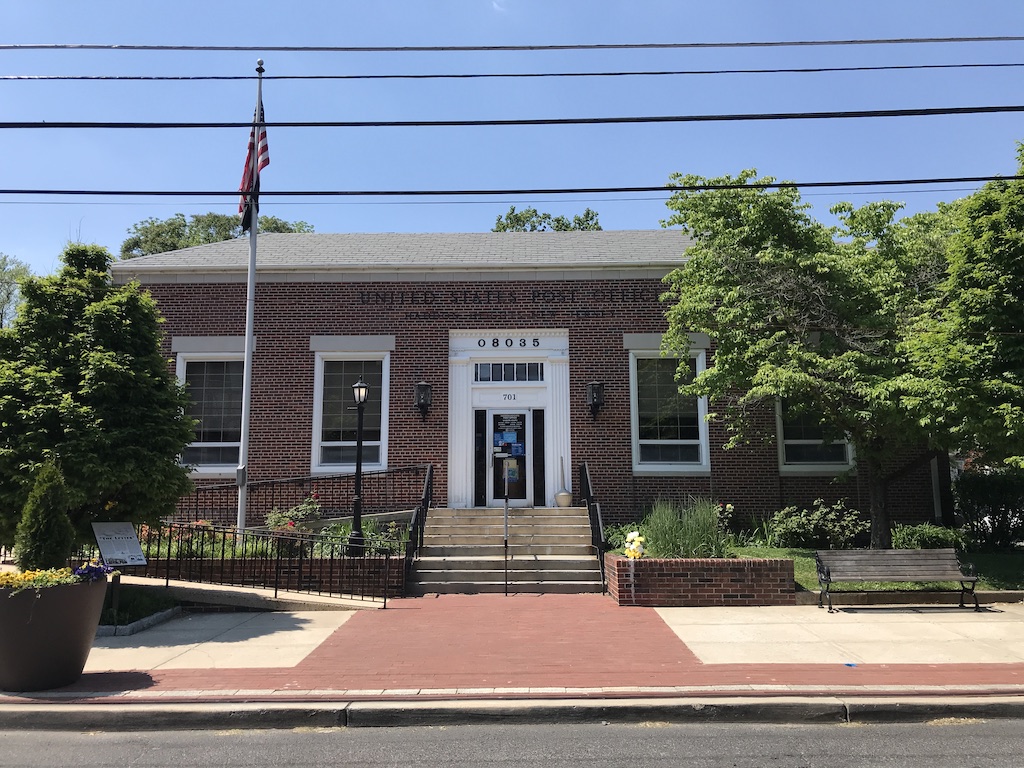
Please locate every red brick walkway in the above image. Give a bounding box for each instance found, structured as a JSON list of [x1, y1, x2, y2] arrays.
[[15, 594, 1024, 701]]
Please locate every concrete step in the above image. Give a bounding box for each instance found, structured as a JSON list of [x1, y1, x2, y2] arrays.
[[419, 544, 597, 557], [423, 533, 592, 546], [410, 507, 602, 595], [405, 580, 605, 595], [427, 507, 589, 518], [424, 518, 590, 529], [413, 568, 600, 584], [411, 561, 598, 573]]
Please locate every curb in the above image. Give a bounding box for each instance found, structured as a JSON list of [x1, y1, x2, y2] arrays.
[[95, 607, 182, 637], [3, 696, 1024, 731]]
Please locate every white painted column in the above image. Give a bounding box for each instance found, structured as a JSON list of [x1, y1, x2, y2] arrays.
[[447, 357, 474, 508], [547, 354, 572, 505]]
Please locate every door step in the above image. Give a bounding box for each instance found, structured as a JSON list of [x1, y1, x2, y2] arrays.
[[408, 507, 604, 595]]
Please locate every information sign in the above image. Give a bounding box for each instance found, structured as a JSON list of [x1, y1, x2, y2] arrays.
[[91, 522, 147, 566]]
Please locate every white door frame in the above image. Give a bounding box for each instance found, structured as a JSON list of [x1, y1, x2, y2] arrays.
[[447, 330, 571, 508]]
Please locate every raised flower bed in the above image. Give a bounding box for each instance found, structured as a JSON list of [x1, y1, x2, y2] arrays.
[[605, 552, 795, 607]]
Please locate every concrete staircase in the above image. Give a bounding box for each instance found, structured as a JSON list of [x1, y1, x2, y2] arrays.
[[407, 506, 604, 595]]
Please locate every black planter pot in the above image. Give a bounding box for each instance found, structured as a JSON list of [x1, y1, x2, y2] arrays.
[[0, 577, 108, 692]]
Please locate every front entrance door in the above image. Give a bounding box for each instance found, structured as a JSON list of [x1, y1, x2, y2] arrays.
[[488, 411, 530, 506]]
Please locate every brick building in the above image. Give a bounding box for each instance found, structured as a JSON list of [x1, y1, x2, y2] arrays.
[[111, 229, 943, 528]]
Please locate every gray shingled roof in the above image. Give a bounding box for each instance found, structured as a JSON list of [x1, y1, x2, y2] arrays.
[[110, 230, 692, 276]]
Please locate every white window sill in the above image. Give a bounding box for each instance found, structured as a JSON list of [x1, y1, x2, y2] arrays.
[[779, 464, 856, 477], [187, 468, 237, 480], [632, 466, 711, 477]]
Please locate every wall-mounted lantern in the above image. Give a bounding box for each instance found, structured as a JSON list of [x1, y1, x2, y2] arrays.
[[414, 380, 433, 421], [586, 382, 605, 418]]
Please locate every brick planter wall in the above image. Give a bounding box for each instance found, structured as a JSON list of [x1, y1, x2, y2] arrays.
[[605, 553, 795, 607]]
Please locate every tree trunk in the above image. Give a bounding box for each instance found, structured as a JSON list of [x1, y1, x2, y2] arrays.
[[865, 456, 892, 549]]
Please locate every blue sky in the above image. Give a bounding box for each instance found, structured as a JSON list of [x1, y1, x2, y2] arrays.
[[3, 1, 1024, 276]]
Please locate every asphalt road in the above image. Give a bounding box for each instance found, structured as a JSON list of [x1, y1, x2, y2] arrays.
[[1, 720, 1021, 767]]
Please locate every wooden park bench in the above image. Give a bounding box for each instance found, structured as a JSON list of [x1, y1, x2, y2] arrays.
[[815, 548, 979, 613]]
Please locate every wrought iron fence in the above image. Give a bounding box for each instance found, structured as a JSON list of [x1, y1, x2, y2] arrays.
[[177, 465, 432, 527], [131, 522, 402, 605], [580, 460, 607, 592]]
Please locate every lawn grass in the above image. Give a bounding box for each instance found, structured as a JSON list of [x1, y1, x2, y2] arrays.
[[733, 546, 1024, 593]]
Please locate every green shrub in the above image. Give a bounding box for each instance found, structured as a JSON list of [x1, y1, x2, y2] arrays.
[[891, 523, 966, 550], [603, 521, 641, 551], [767, 498, 868, 549], [265, 493, 322, 532], [955, 467, 1024, 550], [14, 460, 77, 571], [640, 497, 731, 558]]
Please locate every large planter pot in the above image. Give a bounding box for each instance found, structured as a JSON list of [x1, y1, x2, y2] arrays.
[[0, 577, 108, 692]]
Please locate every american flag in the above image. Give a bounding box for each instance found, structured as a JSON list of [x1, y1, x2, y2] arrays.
[[238, 100, 269, 232]]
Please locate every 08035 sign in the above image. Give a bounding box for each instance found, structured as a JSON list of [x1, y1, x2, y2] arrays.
[[478, 337, 541, 348]]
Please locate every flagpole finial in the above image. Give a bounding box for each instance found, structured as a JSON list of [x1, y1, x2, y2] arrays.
[[256, 59, 264, 74]]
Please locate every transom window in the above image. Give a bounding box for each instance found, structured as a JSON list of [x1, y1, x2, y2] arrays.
[[474, 362, 545, 382], [629, 351, 709, 473]]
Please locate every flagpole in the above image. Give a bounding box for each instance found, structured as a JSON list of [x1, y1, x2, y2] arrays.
[[237, 59, 264, 530]]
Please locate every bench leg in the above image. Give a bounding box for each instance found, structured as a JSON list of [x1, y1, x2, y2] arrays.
[[961, 582, 980, 612], [819, 583, 834, 612]]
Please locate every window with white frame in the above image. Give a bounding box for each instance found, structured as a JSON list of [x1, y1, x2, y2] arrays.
[[777, 401, 853, 471], [313, 354, 389, 471], [630, 351, 709, 473], [177, 355, 244, 472]]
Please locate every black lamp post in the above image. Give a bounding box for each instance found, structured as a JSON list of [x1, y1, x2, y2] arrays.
[[349, 376, 369, 556]]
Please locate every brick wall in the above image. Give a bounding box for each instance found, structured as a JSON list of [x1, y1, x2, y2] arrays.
[[604, 553, 796, 607], [144, 276, 939, 528]]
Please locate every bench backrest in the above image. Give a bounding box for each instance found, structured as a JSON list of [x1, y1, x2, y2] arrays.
[[816, 548, 969, 581]]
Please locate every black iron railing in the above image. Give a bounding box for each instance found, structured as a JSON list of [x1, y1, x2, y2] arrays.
[[404, 464, 433, 582], [177, 465, 431, 527], [132, 522, 400, 605], [579, 461, 607, 593]]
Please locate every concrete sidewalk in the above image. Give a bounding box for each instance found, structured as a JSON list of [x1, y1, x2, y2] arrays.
[[2, 591, 1024, 728]]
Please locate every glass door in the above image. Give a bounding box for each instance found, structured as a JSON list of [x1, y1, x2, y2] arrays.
[[488, 411, 530, 506]]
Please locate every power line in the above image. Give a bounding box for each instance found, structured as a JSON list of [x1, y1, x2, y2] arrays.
[[4, 62, 1023, 81], [4, 37, 1024, 52], [5, 104, 1024, 130], [1, 174, 1019, 198]]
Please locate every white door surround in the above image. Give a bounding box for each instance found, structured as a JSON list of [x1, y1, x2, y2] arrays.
[[447, 329, 571, 508]]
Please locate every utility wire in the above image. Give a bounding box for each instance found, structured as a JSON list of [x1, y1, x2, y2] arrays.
[[4, 62, 1024, 81], [1, 175, 1019, 198], [4, 37, 1024, 52], [5, 104, 1024, 130]]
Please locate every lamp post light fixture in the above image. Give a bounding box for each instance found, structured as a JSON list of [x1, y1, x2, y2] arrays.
[[348, 376, 369, 556], [586, 382, 605, 418], [413, 380, 432, 421]]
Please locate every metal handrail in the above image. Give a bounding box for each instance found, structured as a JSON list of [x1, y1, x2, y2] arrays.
[[403, 464, 433, 589], [579, 461, 607, 593], [178, 464, 431, 528], [134, 522, 400, 605]]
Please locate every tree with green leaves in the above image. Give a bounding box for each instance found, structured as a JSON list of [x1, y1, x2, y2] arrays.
[[1, 252, 31, 329], [14, 459, 76, 570], [0, 243, 194, 545], [903, 149, 1024, 469], [120, 212, 314, 258], [492, 206, 602, 232], [661, 170, 947, 548]]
